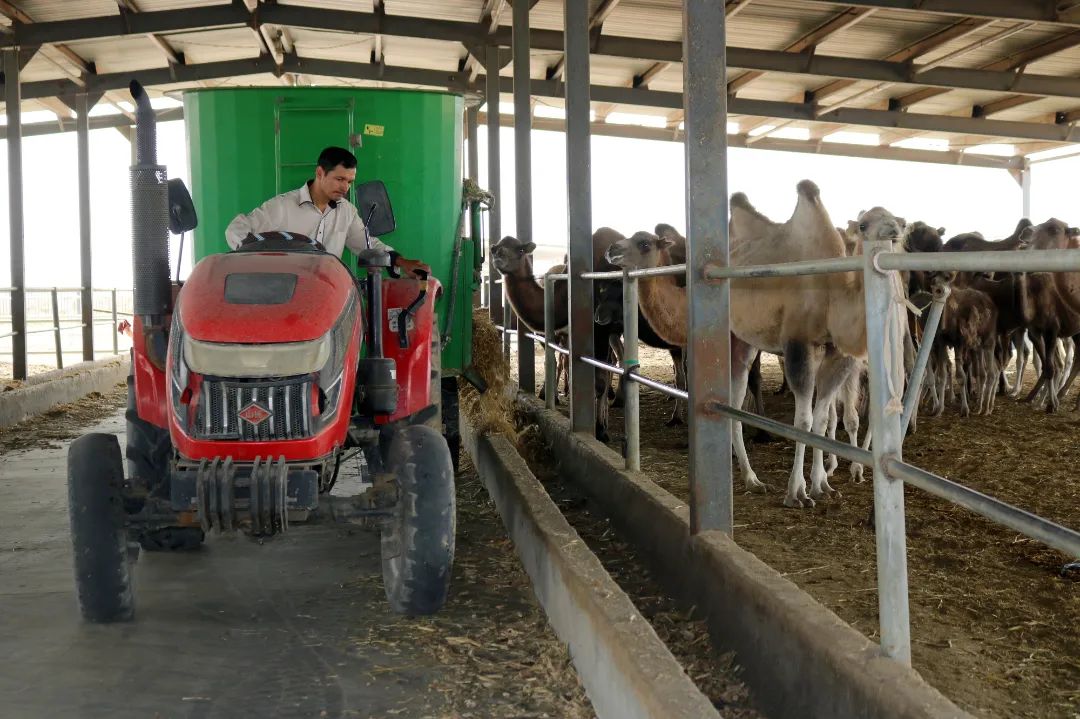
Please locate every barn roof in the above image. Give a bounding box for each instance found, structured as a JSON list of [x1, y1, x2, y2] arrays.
[[3, 0, 1080, 168]]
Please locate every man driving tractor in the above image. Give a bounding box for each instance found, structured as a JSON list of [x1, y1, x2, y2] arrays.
[[225, 145, 429, 275]]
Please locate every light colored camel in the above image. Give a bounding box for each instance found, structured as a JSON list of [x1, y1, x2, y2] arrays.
[[606, 181, 904, 507]]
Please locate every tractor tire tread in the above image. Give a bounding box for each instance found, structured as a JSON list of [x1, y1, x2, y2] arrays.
[[68, 432, 135, 623]]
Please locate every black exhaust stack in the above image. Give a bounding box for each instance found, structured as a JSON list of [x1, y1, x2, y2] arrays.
[[129, 80, 172, 365]]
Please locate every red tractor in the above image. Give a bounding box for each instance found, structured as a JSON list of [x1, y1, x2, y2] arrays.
[[67, 82, 456, 622]]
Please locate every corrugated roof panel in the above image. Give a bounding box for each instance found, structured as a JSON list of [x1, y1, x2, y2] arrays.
[[164, 28, 263, 64], [278, 0, 376, 12], [285, 28, 373, 64], [61, 36, 172, 73], [602, 0, 682, 42], [383, 36, 464, 72], [387, 0, 478, 23], [17, 0, 116, 22]]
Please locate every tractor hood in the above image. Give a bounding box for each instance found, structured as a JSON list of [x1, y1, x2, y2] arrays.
[[177, 252, 357, 344]]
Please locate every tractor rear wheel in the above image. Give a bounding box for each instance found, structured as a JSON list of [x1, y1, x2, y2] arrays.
[[380, 425, 456, 615], [68, 432, 136, 623]]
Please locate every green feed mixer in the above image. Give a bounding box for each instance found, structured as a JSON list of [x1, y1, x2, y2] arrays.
[[185, 87, 487, 468]]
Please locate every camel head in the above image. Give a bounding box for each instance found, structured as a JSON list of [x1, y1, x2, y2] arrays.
[[851, 207, 906, 248], [604, 231, 672, 270], [492, 235, 537, 276], [1024, 218, 1080, 250], [903, 221, 945, 254]]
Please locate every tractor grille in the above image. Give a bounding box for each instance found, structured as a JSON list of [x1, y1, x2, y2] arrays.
[[195, 378, 313, 441]]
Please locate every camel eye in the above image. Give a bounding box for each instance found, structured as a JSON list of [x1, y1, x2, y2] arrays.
[[858, 222, 868, 233], [638, 241, 650, 252]]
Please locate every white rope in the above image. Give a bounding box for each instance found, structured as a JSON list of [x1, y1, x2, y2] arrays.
[[881, 263, 909, 416]]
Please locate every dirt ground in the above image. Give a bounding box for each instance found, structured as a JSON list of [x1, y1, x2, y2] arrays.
[[555, 346, 1078, 719], [1, 383, 594, 718], [0, 382, 129, 455]]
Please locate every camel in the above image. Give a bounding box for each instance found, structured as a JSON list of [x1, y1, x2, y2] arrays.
[[925, 272, 999, 417], [491, 231, 625, 441], [606, 181, 904, 508]]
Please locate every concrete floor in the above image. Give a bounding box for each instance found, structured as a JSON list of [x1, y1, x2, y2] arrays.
[[0, 413, 453, 718]]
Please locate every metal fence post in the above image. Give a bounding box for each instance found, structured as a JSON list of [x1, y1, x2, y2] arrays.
[[77, 92, 94, 362], [901, 286, 948, 437], [863, 239, 913, 665], [565, 0, 595, 437], [622, 272, 640, 471], [50, 288, 63, 369], [544, 275, 558, 411], [111, 289, 119, 355], [513, 0, 535, 394], [484, 45, 503, 324], [503, 301, 512, 361], [683, 0, 732, 534], [4, 49, 27, 380]]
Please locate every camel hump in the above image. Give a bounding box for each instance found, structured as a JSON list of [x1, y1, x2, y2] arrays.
[[796, 179, 820, 200], [730, 192, 754, 211]]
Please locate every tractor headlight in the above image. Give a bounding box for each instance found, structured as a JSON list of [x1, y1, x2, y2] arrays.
[[312, 297, 359, 430], [168, 312, 190, 427]]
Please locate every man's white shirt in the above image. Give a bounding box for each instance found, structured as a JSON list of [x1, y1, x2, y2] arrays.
[[225, 181, 393, 257]]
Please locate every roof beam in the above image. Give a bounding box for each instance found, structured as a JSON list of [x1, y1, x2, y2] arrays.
[[547, 0, 622, 82], [480, 110, 1024, 169], [116, 0, 184, 65], [633, 61, 669, 88], [725, 0, 754, 19], [728, 6, 876, 95], [3, 51, 1070, 145], [0, 105, 183, 139], [0, 0, 94, 86], [7, 5, 1080, 109], [892, 27, 1080, 109]]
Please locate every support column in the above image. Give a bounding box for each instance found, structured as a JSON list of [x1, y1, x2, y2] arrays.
[[863, 239, 913, 665], [1021, 161, 1032, 219], [684, 0, 732, 534], [484, 47, 502, 323], [513, 0, 535, 393], [466, 105, 481, 308], [77, 92, 94, 361], [4, 49, 27, 380], [565, 0, 595, 436]]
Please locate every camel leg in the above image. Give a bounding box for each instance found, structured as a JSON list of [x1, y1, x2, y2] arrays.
[[783, 340, 825, 509], [666, 349, 688, 426], [956, 352, 970, 418], [731, 337, 766, 494], [1006, 331, 1025, 397], [985, 348, 999, 415], [842, 380, 865, 483], [824, 400, 839, 477], [1056, 336, 1080, 402], [810, 352, 854, 501], [1025, 333, 1052, 407], [774, 357, 789, 396]]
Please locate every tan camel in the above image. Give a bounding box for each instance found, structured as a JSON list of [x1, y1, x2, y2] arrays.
[[606, 181, 905, 507]]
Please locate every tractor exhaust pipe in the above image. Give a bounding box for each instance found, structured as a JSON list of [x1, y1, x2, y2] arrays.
[[129, 80, 172, 364]]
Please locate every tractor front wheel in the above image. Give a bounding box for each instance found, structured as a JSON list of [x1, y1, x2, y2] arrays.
[[380, 425, 456, 615], [68, 432, 136, 623]]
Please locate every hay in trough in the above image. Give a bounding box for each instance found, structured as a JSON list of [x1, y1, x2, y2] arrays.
[[460, 309, 518, 441]]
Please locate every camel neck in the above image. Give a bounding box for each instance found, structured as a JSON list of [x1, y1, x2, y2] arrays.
[[638, 271, 688, 347], [502, 272, 547, 331]]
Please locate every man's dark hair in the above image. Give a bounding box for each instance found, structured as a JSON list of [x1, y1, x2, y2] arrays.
[[317, 146, 357, 173]]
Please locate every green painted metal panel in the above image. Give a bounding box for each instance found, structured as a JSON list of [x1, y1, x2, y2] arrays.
[[184, 87, 471, 372]]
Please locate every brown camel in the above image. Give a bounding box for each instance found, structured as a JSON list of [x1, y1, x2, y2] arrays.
[[606, 181, 905, 508], [491, 231, 624, 441]]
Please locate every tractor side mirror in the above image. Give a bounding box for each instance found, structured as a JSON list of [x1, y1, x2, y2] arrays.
[[355, 180, 396, 237], [167, 178, 198, 235]]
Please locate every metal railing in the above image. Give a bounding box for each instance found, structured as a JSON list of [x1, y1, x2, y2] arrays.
[[490, 244, 1080, 664], [0, 286, 133, 370]]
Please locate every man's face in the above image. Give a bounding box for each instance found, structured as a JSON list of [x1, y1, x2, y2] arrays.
[[316, 163, 356, 202]]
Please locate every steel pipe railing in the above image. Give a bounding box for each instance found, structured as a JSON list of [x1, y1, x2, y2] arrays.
[[487, 239, 1080, 668], [706, 401, 873, 467], [901, 287, 948, 436], [885, 457, 1080, 559], [876, 248, 1080, 273], [705, 255, 862, 279]]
